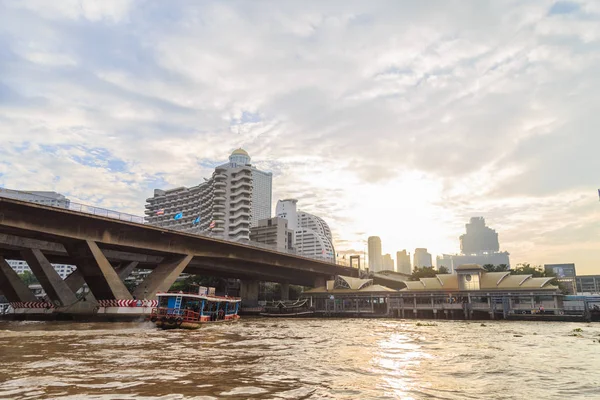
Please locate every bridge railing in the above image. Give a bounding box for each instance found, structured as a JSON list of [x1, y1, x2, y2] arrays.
[[0, 188, 352, 267], [68, 202, 145, 224], [0, 188, 144, 224]]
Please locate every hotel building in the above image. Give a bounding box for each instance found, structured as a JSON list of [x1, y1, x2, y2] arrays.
[[145, 149, 272, 241]]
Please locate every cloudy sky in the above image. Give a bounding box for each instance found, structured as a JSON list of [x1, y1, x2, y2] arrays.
[[1, 0, 599, 273]]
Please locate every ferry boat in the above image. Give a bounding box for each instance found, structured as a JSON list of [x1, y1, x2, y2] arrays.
[[260, 299, 315, 317], [149, 288, 241, 329]]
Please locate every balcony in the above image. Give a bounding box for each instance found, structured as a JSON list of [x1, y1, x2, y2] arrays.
[[230, 188, 251, 197], [229, 204, 252, 213], [228, 226, 250, 236]]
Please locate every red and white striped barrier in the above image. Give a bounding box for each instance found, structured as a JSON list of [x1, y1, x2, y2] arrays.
[[10, 302, 54, 309], [98, 299, 158, 308]]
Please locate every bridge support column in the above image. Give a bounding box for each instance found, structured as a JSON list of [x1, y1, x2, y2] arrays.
[[115, 261, 138, 281], [133, 255, 192, 300], [20, 249, 78, 307], [64, 240, 132, 301], [280, 282, 290, 301], [0, 256, 37, 302], [240, 280, 259, 307], [313, 276, 327, 288], [65, 261, 138, 295]]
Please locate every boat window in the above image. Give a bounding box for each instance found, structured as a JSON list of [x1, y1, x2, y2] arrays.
[[159, 297, 169, 307]]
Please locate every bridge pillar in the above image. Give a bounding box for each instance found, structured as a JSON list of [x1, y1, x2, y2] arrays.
[[115, 261, 138, 281], [0, 256, 37, 302], [240, 280, 259, 307], [64, 261, 138, 295], [64, 269, 86, 293], [64, 240, 132, 300], [20, 249, 78, 307], [280, 282, 290, 301], [313, 276, 327, 288], [133, 255, 192, 300]]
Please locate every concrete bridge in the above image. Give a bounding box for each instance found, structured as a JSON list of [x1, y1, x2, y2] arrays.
[[0, 197, 357, 315]]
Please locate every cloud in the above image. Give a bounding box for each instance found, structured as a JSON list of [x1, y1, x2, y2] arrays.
[[0, 0, 599, 273]]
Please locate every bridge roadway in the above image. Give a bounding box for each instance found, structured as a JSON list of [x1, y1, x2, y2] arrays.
[[0, 197, 356, 313]]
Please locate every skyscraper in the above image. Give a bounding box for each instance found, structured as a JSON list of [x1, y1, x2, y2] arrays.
[[413, 248, 432, 268], [145, 149, 272, 241], [382, 254, 394, 271], [396, 250, 411, 275], [460, 217, 499, 254], [275, 199, 335, 262], [437, 217, 510, 272], [367, 236, 382, 272]]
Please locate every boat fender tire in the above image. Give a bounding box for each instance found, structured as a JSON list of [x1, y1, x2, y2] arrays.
[[150, 316, 157, 323], [176, 317, 183, 327], [161, 316, 167, 323], [168, 316, 176, 324]]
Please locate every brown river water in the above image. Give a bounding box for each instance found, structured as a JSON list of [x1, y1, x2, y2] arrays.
[[0, 319, 599, 400]]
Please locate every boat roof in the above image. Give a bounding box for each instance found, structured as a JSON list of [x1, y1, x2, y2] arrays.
[[156, 292, 241, 303]]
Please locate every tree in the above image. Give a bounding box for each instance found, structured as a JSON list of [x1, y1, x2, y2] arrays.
[[483, 264, 510, 272], [510, 263, 569, 294], [510, 263, 545, 277], [409, 266, 438, 281], [18, 271, 38, 286], [124, 280, 138, 294], [438, 266, 450, 274]]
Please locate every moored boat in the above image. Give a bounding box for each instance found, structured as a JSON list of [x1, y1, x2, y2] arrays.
[[260, 299, 315, 317], [150, 289, 241, 329]]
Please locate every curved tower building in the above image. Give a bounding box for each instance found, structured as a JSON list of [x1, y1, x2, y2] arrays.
[[276, 199, 336, 262], [145, 149, 272, 241]]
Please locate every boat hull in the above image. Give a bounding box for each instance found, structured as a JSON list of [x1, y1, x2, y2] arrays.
[[260, 311, 315, 318], [153, 315, 240, 330]]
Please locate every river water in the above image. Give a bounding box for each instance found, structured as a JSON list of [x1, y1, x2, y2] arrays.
[[0, 319, 599, 399]]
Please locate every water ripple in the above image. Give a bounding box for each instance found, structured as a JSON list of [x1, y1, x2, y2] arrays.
[[0, 320, 599, 399]]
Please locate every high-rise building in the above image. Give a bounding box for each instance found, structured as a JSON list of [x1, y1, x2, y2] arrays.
[[249, 217, 295, 251], [413, 248, 432, 268], [439, 217, 510, 272], [7, 259, 76, 280], [275, 199, 335, 262], [382, 254, 394, 271], [145, 149, 272, 241], [367, 236, 383, 272], [222, 149, 273, 227], [460, 217, 499, 254], [396, 250, 411, 275], [0, 188, 70, 208]]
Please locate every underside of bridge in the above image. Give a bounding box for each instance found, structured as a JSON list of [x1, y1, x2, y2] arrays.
[[0, 198, 356, 313]]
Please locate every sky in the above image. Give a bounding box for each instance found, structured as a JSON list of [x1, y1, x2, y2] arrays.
[[0, 0, 599, 274]]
